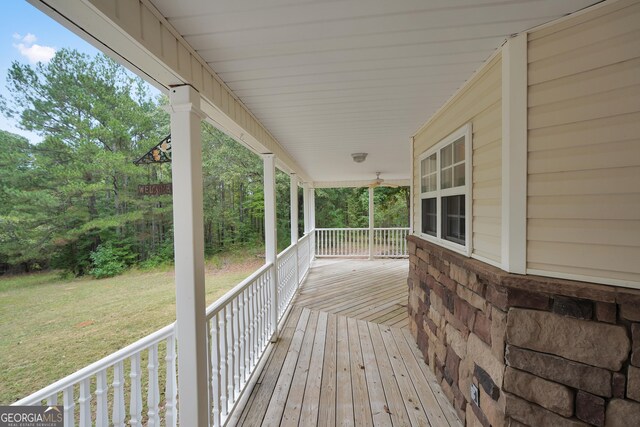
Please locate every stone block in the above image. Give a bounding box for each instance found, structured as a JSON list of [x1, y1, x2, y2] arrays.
[[444, 346, 461, 386], [575, 391, 605, 427], [621, 304, 640, 322], [479, 386, 506, 427], [444, 289, 455, 313], [441, 274, 457, 291], [632, 323, 640, 367], [628, 365, 640, 402], [455, 296, 477, 330], [605, 399, 640, 427], [450, 263, 469, 286], [470, 400, 492, 427], [612, 373, 626, 399], [475, 364, 500, 400], [491, 307, 507, 361], [467, 404, 490, 427], [487, 284, 508, 310], [507, 288, 550, 310], [506, 309, 630, 371], [458, 284, 486, 311], [416, 247, 428, 261], [468, 272, 486, 297], [595, 302, 617, 324], [505, 345, 612, 397], [474, 311, 492, 346], [445, 323, 467, 359], [505, 394, 589, 427], [552, 296, 594, 319], [468, 333, 505, 389], [503, 367, 574, 417]]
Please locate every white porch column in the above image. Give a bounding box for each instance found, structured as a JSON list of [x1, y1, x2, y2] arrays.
[[309, 187, 316, 231], [290, 174, 299, 245], [501, 33, 528, 274], [263, 154, 278, 340], [168, 85, 209, 427], [368, 187, 374, 260], [302, 183, 310, 234]]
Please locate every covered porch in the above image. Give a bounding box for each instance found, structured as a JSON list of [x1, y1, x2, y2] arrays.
[[235, 258, 461, 426]]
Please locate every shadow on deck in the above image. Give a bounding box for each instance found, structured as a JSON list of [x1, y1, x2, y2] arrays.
[[234, 259, 462, 427]]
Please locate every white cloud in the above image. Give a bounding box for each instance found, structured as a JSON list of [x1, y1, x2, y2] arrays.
[[12, 33, 56, 64]]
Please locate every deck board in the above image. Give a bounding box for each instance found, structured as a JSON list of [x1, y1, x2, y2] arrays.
[[234, 260, 463, 427]]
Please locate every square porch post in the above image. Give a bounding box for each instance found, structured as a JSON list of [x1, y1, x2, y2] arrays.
[[168, 85, 209, 427], [290, 173, 299, 245], [368, 186, 374, 260], [302, 183, 310, 234], [263, 154, 278, 341]]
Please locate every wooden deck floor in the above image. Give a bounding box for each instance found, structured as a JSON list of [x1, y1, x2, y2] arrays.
[[234, 260, 462, 427], [294, 259, 410, 328]]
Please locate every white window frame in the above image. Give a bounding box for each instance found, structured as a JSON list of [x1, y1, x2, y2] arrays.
[[418, 123, 473, 256]]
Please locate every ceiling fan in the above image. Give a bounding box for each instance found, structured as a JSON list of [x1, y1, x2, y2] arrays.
[[368, 172, 399, 188]]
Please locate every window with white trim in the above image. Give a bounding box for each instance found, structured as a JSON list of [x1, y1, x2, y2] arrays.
[[419, 123, 472, 255]]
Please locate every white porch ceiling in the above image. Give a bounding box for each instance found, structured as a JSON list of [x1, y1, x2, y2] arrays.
[[150, 0, 598, 183]]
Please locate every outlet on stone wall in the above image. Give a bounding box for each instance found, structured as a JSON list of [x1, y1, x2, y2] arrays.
[[471, 383, 480, 406]]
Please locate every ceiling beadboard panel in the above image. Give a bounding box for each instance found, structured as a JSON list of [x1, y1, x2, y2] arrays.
[[150, 0, 598, 182]]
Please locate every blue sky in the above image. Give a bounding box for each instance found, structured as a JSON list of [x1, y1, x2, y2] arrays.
[[0, 1, 158, 144]]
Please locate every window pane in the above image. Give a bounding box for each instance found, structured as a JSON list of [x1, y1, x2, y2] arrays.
[[421, 198, 437, 236], [428, 154, 437, 173], [441, 144, 452, 168], [441, 167, 452, 189], [421, 176, 428, 193], [453, 137, 465, 163], [454, 163, 465, 187], [442, 195, 465, 245]]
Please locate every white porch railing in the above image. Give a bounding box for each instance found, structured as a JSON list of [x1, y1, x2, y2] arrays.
[[315, 227, 409, 258], [13, 231, 315, 427], [13, 324, 178, 427]]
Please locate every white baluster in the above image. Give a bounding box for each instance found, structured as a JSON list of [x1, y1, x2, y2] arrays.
[[250, 284, 257, 369], [219, 307, 228, 416], [226, 303, 235, 410], [243, 288, 250, 379], [238, 293, 246, 386], [233, 299, 241, 397], [129, 353, 142, 426], [79, 378, 91, 427], [147, 344, 160, 426], [95, 370, 109, 426], [165, 334, 178, 427], [47, 393, 57, 406], [63, 386, 75, 427], [210, 315, 221, 427], [112, 362, 125, 427]]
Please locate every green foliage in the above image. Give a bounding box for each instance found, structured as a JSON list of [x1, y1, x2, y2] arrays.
[[0, 47, 408, 278], [90, 243, 126, 278]]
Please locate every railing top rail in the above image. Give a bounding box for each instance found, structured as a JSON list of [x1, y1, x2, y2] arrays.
[[315, 227, 409, 231], [206, 262, 273, 319], [277, 243, 296, 260], [298, 232, 312, 242], [13, 322, 175, 406]]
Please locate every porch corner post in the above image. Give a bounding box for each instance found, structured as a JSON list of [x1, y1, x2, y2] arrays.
[[302, 183, 310, 234], [309, 187, 316, 259], [263, 154, 278, 341], [368, 186, 374, 260], [290, 174, 299, 245], [168, 85, 209, 427], [290, 174, 300, 287]]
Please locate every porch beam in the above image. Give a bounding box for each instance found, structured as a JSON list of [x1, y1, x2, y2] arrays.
[[263, 154, 278, 340], [501, 33, 528, 274], [368, 187, 374, 260], [167, 85, 209, 427]]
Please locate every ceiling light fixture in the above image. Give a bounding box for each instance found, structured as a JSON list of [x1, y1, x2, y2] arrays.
[[351, 152, 368, 163]]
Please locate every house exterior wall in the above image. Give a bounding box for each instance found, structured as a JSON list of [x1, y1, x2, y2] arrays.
[[413, 54, 503, 266], [409, 1, 640, 425], [526, 0, 640, 286]]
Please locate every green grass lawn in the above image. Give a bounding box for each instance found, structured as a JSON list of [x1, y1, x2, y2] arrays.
[[0, 254, 264, 404]]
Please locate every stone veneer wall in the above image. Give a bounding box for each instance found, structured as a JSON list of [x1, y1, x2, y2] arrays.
[[407, 235, 640, 427]]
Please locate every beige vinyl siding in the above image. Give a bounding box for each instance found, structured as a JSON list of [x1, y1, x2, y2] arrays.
[[413, 54, 502, 263], [527, 0, 640, 284]]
